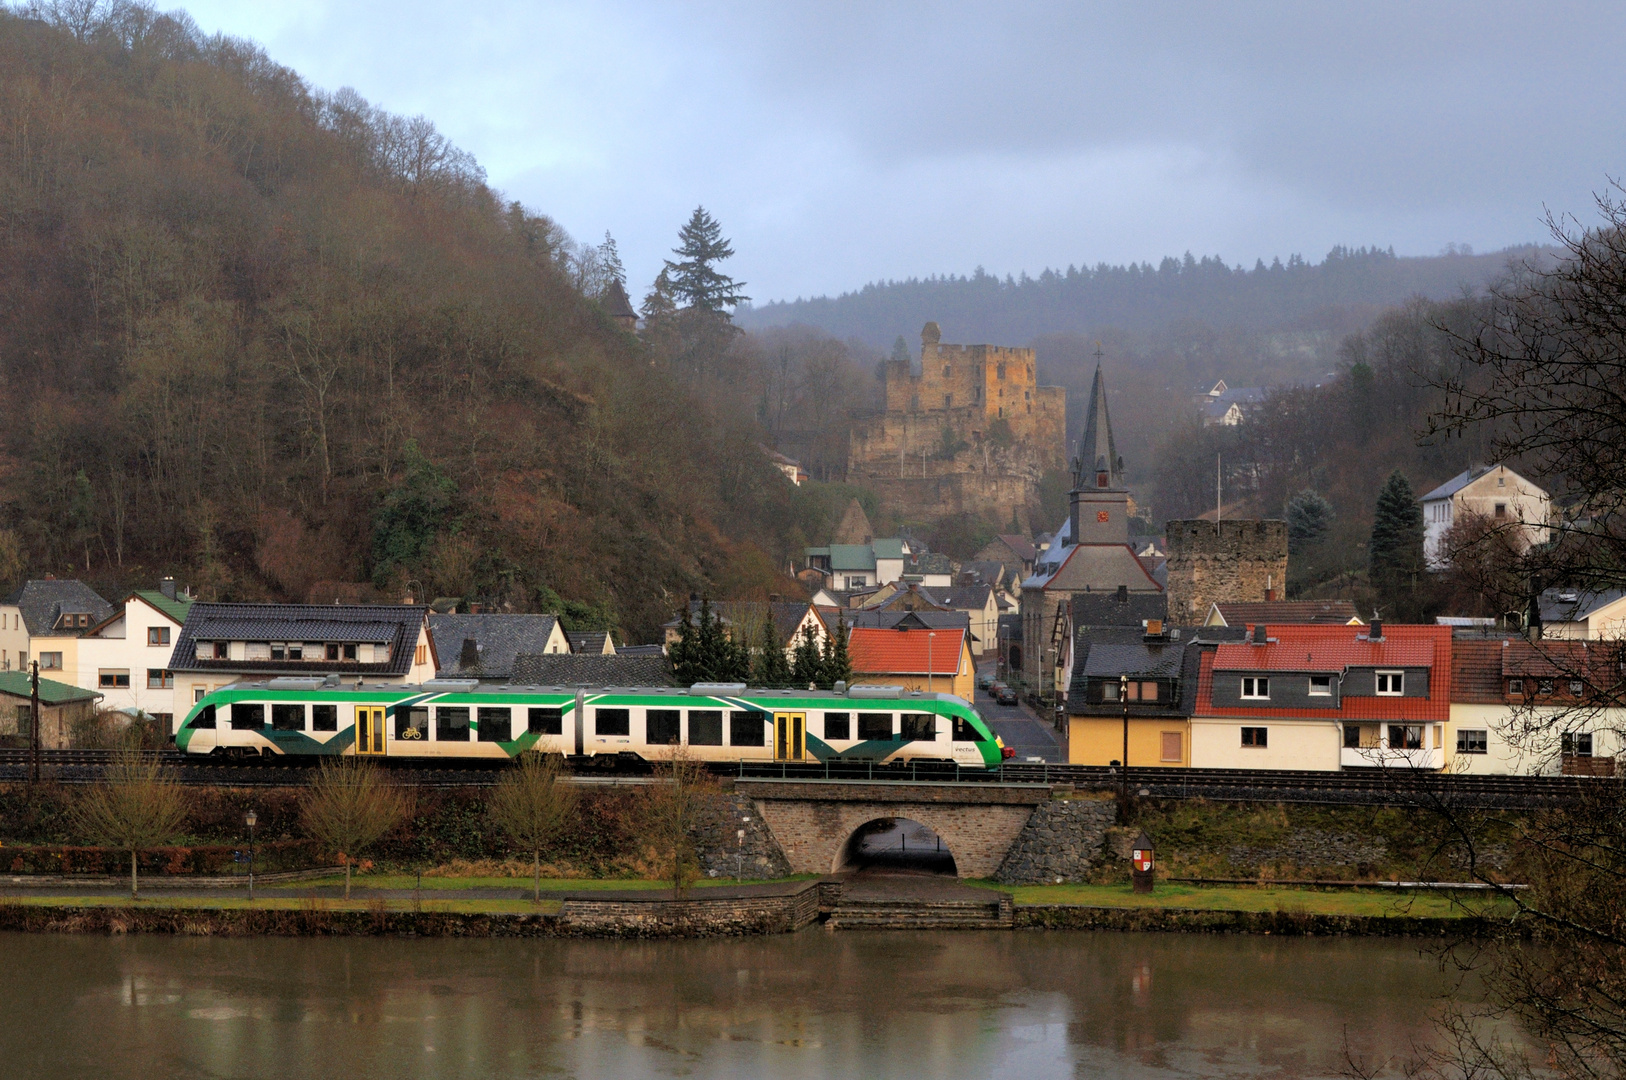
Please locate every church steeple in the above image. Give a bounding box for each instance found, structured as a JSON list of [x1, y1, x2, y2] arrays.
[[1068, 349, 1130, 546], [1071, 353, 1124, 491]]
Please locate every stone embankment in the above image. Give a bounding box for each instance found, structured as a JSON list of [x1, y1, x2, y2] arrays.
[[995, 797, 1116, 883]]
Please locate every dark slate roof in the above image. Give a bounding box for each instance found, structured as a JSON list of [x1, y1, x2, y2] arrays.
[[907, 552, 956, 576], [616, 644, 668, 657], [997, 613, 1022, 637], [430, 613, 562, 679], [601, 279, 636, 320], [959, 561, 1008, 588], [566, 630, 613, 654], [170, 603, 426, 676], [933, 585, 994, 610], [0, 670, 101, 705], [510, 653, 673, 686], [1082, 642, 1188, 680], [1071, 591, 1168, 628], [1066, 626, 1247, 715], [845, 610, 971, 632], [1538, 587, 1626, 625], [4, 580, 113, 636]]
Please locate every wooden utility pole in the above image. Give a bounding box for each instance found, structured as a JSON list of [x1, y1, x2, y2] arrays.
[[29, 659, 41, 784]]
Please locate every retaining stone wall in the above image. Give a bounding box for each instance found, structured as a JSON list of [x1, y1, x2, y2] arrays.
[[557, 885, 820, 937], [696, 793, 793, 880], [995, 798, 1118, 883]]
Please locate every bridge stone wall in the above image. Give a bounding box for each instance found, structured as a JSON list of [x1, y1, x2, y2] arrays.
[[734, 780, 1050, 878]]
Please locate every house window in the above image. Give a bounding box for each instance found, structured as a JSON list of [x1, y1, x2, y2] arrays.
[[1388, 724, 1423, 750], [397, 706, 428, 740], [729, 709, 766, 746], [272, 704, 305, 732], [1309, 676, 1332, 696], [288, 644, 303, 661], [1494, 502, 1507, 518], [822, 712, 851, 741], [326, 644, 340, 661], [646, 709, 681, 746], [1568, 679, 1585, 697], [944, 394, 953, 408], [39, 652, 63, 670], [1241, 727, 1268, 748], [415, 644, 428, 666], [1160, 731, 1182, 762], [997, 363, 1006, 379], [595, 708, 630, 737], [147, 669, 173, 689], [1508, 678, 1524, 695], [1562, 732, 1594, 757], [858, 712, 894, 741], [270, 643, 286, 660], [1538, 679, 1554, 696], [148, 627, 170, 646], [1375, 671, 1404, 696], [194, 686, 207, 704], [1456, 729, 1488, 754], [213, 642, 229, 659], [312, 704, 338, 732], [344, 644, 358, 662], [688, 709, 723, 745], [1343, 724, 1361, 749], [1240, 676, 1269, 700], [436, 706, 471, 742], [477, 707, 512, 743], [98, 670, 131, 689], [1101, 682, 1119, 702]]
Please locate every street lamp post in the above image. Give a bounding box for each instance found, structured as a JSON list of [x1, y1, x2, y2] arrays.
[[1120, 673, 1130, 797], [927, 632, 935, 695], [245, 810, 258, 901]]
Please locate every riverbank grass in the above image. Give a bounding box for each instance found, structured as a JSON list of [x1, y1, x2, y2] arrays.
[[967, 880, 1515, 919], [264, 873, 821, 893], [0, 894, 562, 915]]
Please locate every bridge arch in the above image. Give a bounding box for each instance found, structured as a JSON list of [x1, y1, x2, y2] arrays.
[[835, 816, 958, 876]]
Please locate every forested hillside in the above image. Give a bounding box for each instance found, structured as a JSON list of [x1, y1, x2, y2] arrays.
[[0, 7, 821, 640]]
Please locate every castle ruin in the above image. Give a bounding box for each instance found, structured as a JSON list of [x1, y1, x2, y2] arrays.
[[847, 322, 1065, 528], [1164, 520, 1290, 621]]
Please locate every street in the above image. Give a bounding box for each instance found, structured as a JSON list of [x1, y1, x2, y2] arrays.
[[973, 664, 1064, 763]]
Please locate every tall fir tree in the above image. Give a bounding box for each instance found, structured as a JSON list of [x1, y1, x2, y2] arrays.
[[669, 599, 749, 684], [1369, 470, 1424, 603], [752, 611, 791, 688], [890, 335, 912, 367], [663, 206, 749, 313], [1285, 489, 1334, 547], [790, 625, 822, 688], [598, 231, 626, 290], [820, 613, 852, 688]]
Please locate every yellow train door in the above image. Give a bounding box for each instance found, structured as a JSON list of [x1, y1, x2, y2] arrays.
[[774, 712, 805, 761], [355, 706, 386, 756]]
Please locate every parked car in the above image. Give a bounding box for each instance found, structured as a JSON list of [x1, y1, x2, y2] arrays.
[[977, 672, 995, 691], [995, 685, 1019, 706]]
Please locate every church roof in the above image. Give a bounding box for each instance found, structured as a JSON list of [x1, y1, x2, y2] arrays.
[[1072, 362, 1124, 490]]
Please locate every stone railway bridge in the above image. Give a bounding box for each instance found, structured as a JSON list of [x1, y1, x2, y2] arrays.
[[723, 779, 1117, 883]]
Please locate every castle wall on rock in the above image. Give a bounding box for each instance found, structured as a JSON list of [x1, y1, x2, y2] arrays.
[[1164, 520, 1290, 621], [848, 322, 1065, 527]]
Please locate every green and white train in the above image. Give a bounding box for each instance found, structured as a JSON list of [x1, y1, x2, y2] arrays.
[[176, 679, 1011, 767]]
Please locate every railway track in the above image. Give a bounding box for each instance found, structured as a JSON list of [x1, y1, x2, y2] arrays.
[[0, 750, 1612, 803]]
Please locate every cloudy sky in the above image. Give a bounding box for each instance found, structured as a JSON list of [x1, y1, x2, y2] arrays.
[[181, 1, 1621, 303]]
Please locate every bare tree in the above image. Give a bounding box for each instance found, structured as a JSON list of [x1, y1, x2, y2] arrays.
[[487, 751, 579, 904], [71, 747, 190, 898], [300, 758, 412, 899], [637, 744, 720, 897]]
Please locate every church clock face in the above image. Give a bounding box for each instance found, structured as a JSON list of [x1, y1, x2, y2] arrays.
[[1097, 511, 1110, 522]]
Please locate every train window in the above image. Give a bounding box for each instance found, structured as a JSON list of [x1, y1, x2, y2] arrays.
[[952, 716, 984, 742], [230, 703, 265, 730], [477, 707, 511, 742], [900, 713, 936, 741], [271, 703, 305, 731], [398, 706, 428, 741], [191, 704, 216, 729], [312, 704, 337, 731], [528, 707, 563, 735], [437, 706, 471, 741], [823, 712, 851, 740], [688, 710, 723, 745], [596, 709, 630, 737], [858, 713, 893, 741], [647, 709, 680, 745], [729, 710, 765, 746]]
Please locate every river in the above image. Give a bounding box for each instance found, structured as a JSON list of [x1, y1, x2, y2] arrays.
[[0, 930, 1503, 1078]]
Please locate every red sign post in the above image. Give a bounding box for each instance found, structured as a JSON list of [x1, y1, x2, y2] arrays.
[[1130, 829, 1155, 894]]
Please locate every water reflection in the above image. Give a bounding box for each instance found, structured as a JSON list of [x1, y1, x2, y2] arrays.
[[0, 930, 1493, 1078]]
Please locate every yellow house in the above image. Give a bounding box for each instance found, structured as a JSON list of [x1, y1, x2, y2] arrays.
[[1065, 635, 1194, 766]]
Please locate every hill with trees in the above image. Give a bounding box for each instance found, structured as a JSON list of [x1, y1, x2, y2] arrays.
[[0, 5, 832, 641]]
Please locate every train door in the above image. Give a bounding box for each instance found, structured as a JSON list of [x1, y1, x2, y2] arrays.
[[773, 712, 805, 761], [355, 706, 387, 756]]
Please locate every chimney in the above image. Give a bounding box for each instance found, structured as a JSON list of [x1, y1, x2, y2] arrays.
[[1144, 618, 1165, 640], [1264, 573, 1275, 603], [1369, 618, 1383, 641], [159, 577, 177, 601], [1116, 585, 1128, 603]]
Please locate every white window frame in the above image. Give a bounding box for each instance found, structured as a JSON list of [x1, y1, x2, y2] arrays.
[[1375, 670, 1404, 696], [1240, 676, 1270, 700], [1308, 675, 1332, 697]]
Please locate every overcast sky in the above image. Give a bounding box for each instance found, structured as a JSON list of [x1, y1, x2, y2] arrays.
[[181, 1, 1621, 304]]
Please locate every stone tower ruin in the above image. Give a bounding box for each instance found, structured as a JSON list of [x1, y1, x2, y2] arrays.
[[1163, 520, 1290, 621]]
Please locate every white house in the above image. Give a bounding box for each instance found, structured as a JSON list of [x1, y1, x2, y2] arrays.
[[1537, 588, 1626, 640], [72, 582, 194, 737], [1421, 464, 1550, 570]]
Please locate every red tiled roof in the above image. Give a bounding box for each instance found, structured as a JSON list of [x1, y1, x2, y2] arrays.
[[1198, 624, 1451, 722], [848, 627, 966, 675], [1451, 639, 1507, 704]]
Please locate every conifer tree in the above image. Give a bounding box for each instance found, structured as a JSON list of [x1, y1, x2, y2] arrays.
[[663, 206, 749, 313], [1285, 489, 1334, 547], [820, 613, 852, 688], [752, 611, 792, 688], [598, 230, 625, 290], [1369, 470, 1424, 594], [790, 625, 822, 688], [890, 336, 912, 367]]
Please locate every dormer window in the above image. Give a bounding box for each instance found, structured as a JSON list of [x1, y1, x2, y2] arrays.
[[1240, 677, 1270, 700], [1508, 677, 1524, 695], [1375, 671, 1403, 696], [213, 642, 228, 660]]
